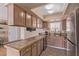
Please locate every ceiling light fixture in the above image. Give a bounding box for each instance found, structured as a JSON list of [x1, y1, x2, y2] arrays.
[[48, 10, 54, 14], [45, 4, 54, 10]]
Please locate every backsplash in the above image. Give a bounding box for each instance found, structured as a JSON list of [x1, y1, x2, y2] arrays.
[[8, 26, 45, 42], [20, 27, 45, 39]]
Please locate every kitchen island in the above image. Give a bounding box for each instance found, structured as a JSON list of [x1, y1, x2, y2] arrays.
[[4, 35, 47, 56]]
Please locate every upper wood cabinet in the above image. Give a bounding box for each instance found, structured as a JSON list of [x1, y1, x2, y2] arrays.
[[26, 13, 32, 27], [7, 4, 26, 26], [7, 4, 43, 28], [32, 16, 37, 28], [37, 18, 43, 28], [43, 21, 48, 29], [37, 18, 40, 28], [39, 19, 43, 28]]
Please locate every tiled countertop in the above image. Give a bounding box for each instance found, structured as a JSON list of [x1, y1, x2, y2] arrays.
[[4, 35, 45, 51]]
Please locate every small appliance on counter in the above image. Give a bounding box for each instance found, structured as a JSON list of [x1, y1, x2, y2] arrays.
[[26, 27, 36, 32]]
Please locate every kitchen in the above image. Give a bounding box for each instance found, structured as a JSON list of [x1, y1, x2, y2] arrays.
[[0, 3, 79, 56]]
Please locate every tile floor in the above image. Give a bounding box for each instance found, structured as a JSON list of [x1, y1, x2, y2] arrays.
[[0, 47, 6, 56], [41, 46, 66, 56]]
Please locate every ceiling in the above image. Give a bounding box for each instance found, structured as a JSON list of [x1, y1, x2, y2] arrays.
[[32, 3, 67, 16], [31, 3, 68, 21], [16, 3, 47, 9]]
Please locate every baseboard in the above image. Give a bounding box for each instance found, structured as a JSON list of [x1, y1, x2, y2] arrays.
[[47, 45, 70, 51]]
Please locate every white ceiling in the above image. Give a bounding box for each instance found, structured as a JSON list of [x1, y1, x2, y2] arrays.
[[32, 3, 67, 16], [31, 3, 68, 21], [16, 3, 47, 9]]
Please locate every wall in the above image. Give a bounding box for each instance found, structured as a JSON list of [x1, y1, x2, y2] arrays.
[[0, 7, 7, 20], [8, 26, 21, 42], [64, 3, 79, 18]]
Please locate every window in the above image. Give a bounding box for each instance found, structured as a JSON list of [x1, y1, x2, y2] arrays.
[[49, 21, 61, 33], [66, 20, 71, 32]]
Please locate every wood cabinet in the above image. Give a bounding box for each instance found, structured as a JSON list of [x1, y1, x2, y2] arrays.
[[37, 39, 43, 55], [40, 38, 43, 53], [7, 4, 26, 26], [7, 4, 43, 28], [32, 16, 37, 28], [32, 42, 37, 56], [40, 19, 43, 28], [37, 40, 41, 55], [37, 18, 43, 28], [37, 18, 40, 28], [26, 13, 32, 27], [20, 38, 45, 56], [5, 35, 47, 56], [20, 46, 31, 56], [43, 21, 49, 29]]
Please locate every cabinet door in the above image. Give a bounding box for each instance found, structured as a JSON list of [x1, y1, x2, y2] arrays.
[[14, 5, 26, 26], [32, 16, 37, 28], [18, 8, 26, 26], [40, 39, 43, 52], [20, 46, 31, 56], [14, 5, 19, 25], [37, 18, 43, 28], [37, 39, 43, 56], [26, 13, 32, 27], [37, 40, 41, 55], [43, 22, 48, 29], [39, 19, 43, 28], [24, 50, 31, 56], [32, 43, 37, 56], [37, 18, 40, 28]]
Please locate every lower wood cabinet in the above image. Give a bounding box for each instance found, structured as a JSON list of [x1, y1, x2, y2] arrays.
[[32, 42, 37, 56], [40, 39, 44, 52], [37, 40, 41, 55], [20, 46, 31, 56], [20, 37, 46, 56], [37, 38, 44, 56], [24, 49, 31, 56]]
